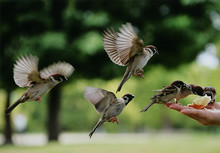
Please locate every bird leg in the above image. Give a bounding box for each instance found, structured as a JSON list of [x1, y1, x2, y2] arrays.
[[133, 70, 144, 79], [108, 117, 119, 124], [34, 97, 42, 104]]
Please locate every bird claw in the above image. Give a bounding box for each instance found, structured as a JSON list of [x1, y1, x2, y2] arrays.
[[133, 70, 144, 79], [108, 117, 119, 124], [34, 97, 42, 104]]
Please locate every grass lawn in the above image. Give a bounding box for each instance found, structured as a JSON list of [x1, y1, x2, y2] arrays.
[[0, 133, 220, 153]]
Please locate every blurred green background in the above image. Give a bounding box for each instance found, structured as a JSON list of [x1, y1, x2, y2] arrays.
[[1, 0, 220, 149]]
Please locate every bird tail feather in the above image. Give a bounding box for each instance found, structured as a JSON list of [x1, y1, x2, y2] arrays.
[[89, 120, 103, 138], [140, 101, 155, 112], [5, 96, 25, 114], [116, 70, 131, 93]]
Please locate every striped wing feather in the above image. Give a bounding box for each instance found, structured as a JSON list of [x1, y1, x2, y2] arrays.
[[103, 28, 125, 66], [40, 62, 74, 79], [103, 23, 143, 66], [84, 86, 117, 114], [13, 54, 42, 87], [116, 23, 143, 65]]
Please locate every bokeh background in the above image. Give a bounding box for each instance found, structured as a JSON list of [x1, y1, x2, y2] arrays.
[[1, 0, 220, 152]]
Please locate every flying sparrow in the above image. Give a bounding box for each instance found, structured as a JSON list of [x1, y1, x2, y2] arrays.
[[140, 80, 204, 112], [5, 54, 74, 114], [203, 86, 216, 103], [84, 86, 135, 138], [103, 23, 158, 93]]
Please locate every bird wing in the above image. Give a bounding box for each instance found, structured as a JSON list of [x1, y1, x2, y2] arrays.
[[116, 23, 143, 65], [84, 86, 117, 114], [13, 54, 43, 87], [150, 85, 176, 100], [103, 23, 143, 66], [161, 86, 177, 94], [40, 62, 74, 79], [103, 28, 125, 66]]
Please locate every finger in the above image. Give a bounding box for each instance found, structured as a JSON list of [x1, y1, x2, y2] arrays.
[[180, 109, 211, 120], [180, 109, 202, 121], [168, 103, 189, 112], [207, 102, 220, 109], [181, 109, 215, 125]]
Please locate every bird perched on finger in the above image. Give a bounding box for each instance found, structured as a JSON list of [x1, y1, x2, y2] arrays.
[[140, 80, 204, 112], [203, 86, 216, 103], [5, 54, 74, 114], [103, 23, 158, 93], [84, 86, 135, 138]]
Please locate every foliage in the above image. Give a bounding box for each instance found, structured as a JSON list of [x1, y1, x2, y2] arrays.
[[1, 0, 220, 81]]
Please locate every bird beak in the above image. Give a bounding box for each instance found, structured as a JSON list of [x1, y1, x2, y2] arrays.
[[64, 77, 68, 81], [154, 48, 159, 55]]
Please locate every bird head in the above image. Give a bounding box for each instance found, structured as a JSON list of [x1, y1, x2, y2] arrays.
[[144, 45, 159, 55], [122, 94, 135, 105], [203, 86, 216, 95], [203, 86, 216, 102], [49, 74, 67, 83], [190, 84, 204, 96]]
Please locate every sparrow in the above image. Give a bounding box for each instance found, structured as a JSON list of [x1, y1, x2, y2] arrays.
[[203, 86, 216, 103], [103, 23, 158, 93], [5, 54, 74, 114], [140, 80, 204, 112], [84, 86, 135, 138]]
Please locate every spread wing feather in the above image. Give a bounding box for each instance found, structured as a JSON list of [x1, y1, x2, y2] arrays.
[[103, 23, 143, 66], [84, 86, 117, 114], [103, 28, 125, 66], [40, 62, 74, 79], [13, 54, 42, 87]]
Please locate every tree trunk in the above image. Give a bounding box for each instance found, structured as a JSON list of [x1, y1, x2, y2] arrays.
[[47, 85, 61, 141], [4, 89, 12, 144]]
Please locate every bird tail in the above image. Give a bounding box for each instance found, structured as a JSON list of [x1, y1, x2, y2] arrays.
[[5, 96, 25, 114], [89, 120, 103, 138], [116, 69, 132, 93], [140, 101, 155, 112]]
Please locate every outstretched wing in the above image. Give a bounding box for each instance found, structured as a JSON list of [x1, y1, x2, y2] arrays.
[[84, 86, 117, 114], [116, 23, 143, 65], [13, 54, 43, 87], [103, 28, 125, 66], [103, 23, 143, 66], [40, 62, 74, 79]]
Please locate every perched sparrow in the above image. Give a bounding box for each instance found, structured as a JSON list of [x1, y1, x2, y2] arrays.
[[203, 86, 216, 103], [5, 54, 74, 114], [84, 86, 135, 138], [103, 23, 158, 93], [140, 80, 204, 112]]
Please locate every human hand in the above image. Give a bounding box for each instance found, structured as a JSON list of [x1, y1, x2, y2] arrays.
[[166, 102, 220, 126]]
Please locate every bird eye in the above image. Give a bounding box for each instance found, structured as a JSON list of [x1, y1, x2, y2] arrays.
[[123, 96, 128, 101]]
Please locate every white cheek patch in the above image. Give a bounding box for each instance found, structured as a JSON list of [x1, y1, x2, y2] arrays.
[[123, 97, 129, 103]]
